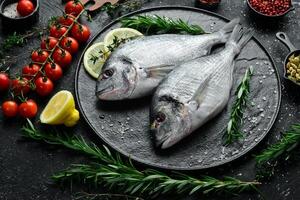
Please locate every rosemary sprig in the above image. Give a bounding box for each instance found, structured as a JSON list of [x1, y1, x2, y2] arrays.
[[53, 163, 259, 197], [120, 15, 206, 35], [22, 119, 114, 163], [22, 120, 260, 197], [224, 66, 254, 145], [255, 124, 300, 166]]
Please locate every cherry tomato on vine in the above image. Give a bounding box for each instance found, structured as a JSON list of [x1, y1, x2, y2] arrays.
[[35, 77, 54, 96], [31, 50, 49, 63], [60, 37, 79, 54], [1, 101, 18, 117], [58, 14, 75, 26], [17, 0, 35, 17], [41, 37, 58, 50], [18, 99, 38, 118], [52, 49, 72, 68], [0, 72, 10, 92], [11, 78, 31, 95], [71, 24, 90, 43], [45, 63, 63, 81], [22, 64, 41, 79], [65, 1, 84, 16], [49, 25, 68, 38]]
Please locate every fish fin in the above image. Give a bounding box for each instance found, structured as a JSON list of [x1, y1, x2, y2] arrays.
[[218, 18, 240, 42], [188, 75, 211, 109], [226, 25, 254, 54], [145, 64, 175, 78]]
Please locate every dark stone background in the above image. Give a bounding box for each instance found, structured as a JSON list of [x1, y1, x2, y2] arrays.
[[0, 0, 299, 199]]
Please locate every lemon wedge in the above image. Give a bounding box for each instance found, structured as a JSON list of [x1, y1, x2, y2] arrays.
[[103, 28, 143, 47], [40, 90, 80, 127], [84, 42, 110, 79]]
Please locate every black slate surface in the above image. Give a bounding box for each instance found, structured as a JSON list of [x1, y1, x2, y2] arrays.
[[0, 0, 300, 199], [76, 7, 281, 170]]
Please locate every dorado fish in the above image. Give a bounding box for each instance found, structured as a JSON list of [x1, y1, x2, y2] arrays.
[[150, 25, 253, 149], [96, 18, 240, 100]]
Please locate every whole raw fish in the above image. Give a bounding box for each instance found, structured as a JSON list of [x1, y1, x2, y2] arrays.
[[150, 25, 253, 149], [96, 18, 240, 100]]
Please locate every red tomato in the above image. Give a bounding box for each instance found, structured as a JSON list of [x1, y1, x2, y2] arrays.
[[58, 14, 75, 26], [34, 77, 54, 96], [60, 37, 79, 54], [11, 78, 31, 95], [65, 1, 84, 16], [49, 25, 68, 38], [1, 101, 18, 117], [71, 24, 91, 43], [45, 63, 63, 81], [31, 50, 49, 63], [41, 37, 58, 50], [22, 64, 41, 79], [18, 99, 38, 118], [17, 0, 35, 17], [52, 49, 72, 68], [0, 72, 10, 92]]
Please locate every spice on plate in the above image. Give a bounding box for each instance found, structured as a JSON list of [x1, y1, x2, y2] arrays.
[[249, 0, 290, 16], [286, 54, 300, 82]]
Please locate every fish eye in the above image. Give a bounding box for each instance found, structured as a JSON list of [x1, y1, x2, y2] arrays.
[[155, 112, 166, 123], [102, 69, 114, 79]]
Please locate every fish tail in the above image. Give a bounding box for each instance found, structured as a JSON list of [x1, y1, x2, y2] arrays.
[[218, 18, 240, 42], [226, 25, 254, 54]]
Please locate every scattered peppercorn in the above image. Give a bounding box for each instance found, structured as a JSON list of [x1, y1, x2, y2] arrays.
[[249, 0, 290, 16]]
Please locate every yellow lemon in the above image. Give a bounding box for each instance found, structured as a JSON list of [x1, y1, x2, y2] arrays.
[[40, 90, 79, 127], [103, 28, 143, 47], [84, 42, 110, 79]]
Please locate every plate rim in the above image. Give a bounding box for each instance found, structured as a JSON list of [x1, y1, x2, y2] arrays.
[[74, 5, 282, 171]]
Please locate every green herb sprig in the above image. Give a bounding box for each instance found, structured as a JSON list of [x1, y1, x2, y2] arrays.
[[255, 124, 300, 166], [120, 15, 206, 35], [0, 29, 44, 69], [224, 66, 254, 145], [53, 163, 259, 198], [22, 120, 260, 197]]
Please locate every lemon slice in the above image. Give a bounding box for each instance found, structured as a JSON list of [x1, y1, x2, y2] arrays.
[[40, 90, 78, 126], [84, 42, 110, 79], [104, 28, 143, 47]]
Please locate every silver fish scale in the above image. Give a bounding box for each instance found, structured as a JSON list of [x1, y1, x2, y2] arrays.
[[117, 34, 221, 68]]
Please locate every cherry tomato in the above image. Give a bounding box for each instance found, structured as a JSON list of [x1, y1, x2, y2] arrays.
[[41, 37, 58, 50], [52, 49, 72, 68], [45, 63, 63, 81], [17, 0, 35, 17], [1, 101, 18, 117], [35, 77, 54, 96], [11, 78, 31, 95], [60, 37, 79, 54], [18, 99, 38, 118], [65, 1, 84, 16], [22, 64, 41, 79], [49, 25, 68, 38], [71, 24, 91, 43], [31, 50, 49, 63], [58, 14, 75, 26], [0, 72, 10, 92]]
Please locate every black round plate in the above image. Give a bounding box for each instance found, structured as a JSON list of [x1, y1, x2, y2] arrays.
[[75, 6, 281, 170]]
